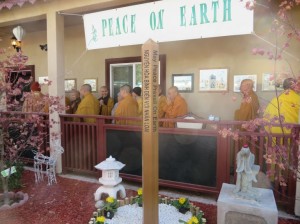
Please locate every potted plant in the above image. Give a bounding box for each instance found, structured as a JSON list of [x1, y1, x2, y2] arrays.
[[134, 188, 143, 207], [172, 197, 190, 214], [103, 196, 117, 219], [96, 216, 105, 224], [179, 212, 206, 224]]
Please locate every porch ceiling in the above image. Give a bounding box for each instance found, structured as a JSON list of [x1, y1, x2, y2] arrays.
[[0, 16, 82, 40]]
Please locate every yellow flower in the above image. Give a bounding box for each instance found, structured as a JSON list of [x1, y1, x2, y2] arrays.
[[137, 188, 143, 196], [191, 216, 199, 223], [106, 196, 114, 203], [187, 216, 199, 224], [96, 216, 105, 222], [179, 197, 186, 205]]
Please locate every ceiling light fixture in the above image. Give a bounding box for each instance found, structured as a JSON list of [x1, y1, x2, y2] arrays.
[[11, 36, 21, 52]]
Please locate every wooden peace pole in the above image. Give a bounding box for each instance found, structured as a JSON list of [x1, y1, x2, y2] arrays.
[[142, 39, 159, 224]]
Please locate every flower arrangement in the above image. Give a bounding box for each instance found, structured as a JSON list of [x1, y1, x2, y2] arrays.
[[103, 196, 118, 219], [171, 197, 191, 214], [134, 188, 143, 206], [90, 194, 207, 223], [179, 211, 206, 224], [96, 216, 105, 224]]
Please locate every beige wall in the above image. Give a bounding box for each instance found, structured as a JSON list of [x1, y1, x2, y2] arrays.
[[1, 5, 299, 120]]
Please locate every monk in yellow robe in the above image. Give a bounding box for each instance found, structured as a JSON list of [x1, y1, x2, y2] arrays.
[[98, 86, 114, 116], [264, 78, 300, 134], [75, 84, 100, 123], [264, 78, 299, 181], [163, 86, 188, 128], [114, 84, 138, 125], [158, 85, 167, 127], [234, 79, 260, 122]]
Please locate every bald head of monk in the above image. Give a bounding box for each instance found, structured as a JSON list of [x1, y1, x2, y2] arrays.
[[167, 86, 179, 102], [80, 84, 92, 97], [240, 79, 254, 97], [119, 84, 132, 99]]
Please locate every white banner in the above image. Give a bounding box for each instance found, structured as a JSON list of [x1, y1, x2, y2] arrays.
[[83, 0, 253, 50]]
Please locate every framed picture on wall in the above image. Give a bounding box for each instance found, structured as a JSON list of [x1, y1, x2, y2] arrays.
[[233, 75, 257, 92], [172, 74, 194, 93], [38, 76, 49, 85], [199, 68, 228, 92], [65, 79, 77, 92], [84, 78, 97, 92], [262, 73, 284, 91]]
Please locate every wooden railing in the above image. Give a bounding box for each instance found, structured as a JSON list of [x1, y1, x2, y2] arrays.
[[58, 114, 299, 214]]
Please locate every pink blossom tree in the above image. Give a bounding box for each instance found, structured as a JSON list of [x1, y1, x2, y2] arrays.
[[0, 48, 64, 205], [225, 0, 300, 186]]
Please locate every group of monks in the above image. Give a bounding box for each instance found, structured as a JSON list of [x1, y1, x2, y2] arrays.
[[72, 83, 188, 127], [234, 78, 300, 134], [23, 77, 299, 132]]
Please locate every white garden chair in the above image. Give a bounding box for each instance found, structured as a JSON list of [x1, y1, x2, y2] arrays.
[[33, 140, 64, 185]]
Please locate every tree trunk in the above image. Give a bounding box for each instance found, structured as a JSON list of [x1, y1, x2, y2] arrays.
[[0, 127, 10, 205]]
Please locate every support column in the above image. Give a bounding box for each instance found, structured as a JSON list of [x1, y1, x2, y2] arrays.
[[47, 11, 65, 173], [142, 39, 159, 224]]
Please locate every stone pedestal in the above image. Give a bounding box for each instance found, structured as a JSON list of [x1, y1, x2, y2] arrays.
[[218, 183, 278, 224]]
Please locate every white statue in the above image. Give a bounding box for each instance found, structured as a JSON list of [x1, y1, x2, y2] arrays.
[[233, 145, 260, 199], [94, 156, 126, 208]]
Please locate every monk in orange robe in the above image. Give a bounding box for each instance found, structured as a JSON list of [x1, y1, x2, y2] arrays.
[[234, 79, 260, 122], [234, 79, 260, 147], [162, 86, 188, 128], [114, 84, 138, 125], [132, 87, 143, 117], [158, 85, 167, 127]]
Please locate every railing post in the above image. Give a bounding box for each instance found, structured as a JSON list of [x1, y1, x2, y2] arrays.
[[96, 116, 106, 163], [217, 124, 231, 189]]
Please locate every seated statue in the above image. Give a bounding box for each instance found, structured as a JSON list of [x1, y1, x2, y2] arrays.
[[233, 145, 260, 199]]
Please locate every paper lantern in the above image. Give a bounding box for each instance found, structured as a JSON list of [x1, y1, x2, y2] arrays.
[[12, 26, 26, 41]]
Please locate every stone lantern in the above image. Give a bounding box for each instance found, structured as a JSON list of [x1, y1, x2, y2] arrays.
[[94, 156, 126, 206]]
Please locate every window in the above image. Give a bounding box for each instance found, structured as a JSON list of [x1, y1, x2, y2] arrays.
[[110, 62, 140, 102], [105, 55, 166, 103]]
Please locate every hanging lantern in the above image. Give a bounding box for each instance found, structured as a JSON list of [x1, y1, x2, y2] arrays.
[[12, 26, 26, 41]]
